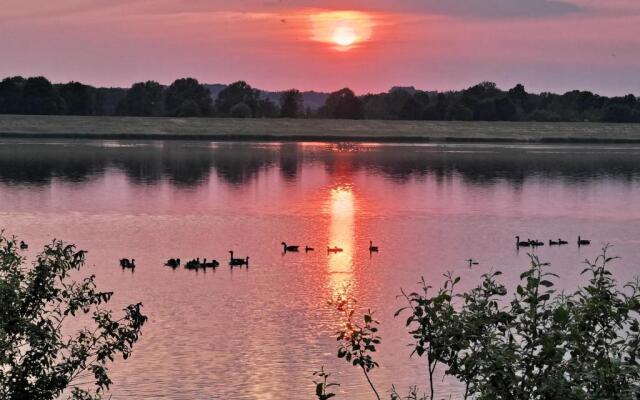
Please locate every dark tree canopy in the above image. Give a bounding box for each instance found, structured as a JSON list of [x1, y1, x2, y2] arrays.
[[215, 81, 260, 116], [320, 88, 364, 119], [117, 81, 165, 116], [0, 75, 639, 122], [164, 78, 212, 117], [280, 89, 304, 118]]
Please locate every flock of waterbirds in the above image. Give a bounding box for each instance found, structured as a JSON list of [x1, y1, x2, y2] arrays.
[[466, 235, 591, 269], [118, 240, 381, 271]]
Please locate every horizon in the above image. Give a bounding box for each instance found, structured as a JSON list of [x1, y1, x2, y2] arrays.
[[1, 0, 639, 97]]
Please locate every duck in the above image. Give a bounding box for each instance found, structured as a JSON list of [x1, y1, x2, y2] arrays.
[[202, 259, 219, 268], [530, 239, 544, 247], [165, 258, 181, 268], [229, 251, 249, 266], [120, 258, 135, 269], [369, 241, 379, 253], [549, 240, 559, 246], [19, 241, 28, 250], [558, 238, 568, 245], [515, 236, 530, 247], [185, 259, 200, 270], [578, 236, 591, 246], [466, 259, 479, 268], [305, 246, 315, 252], [327, 246, 343, 253], [281, 242, 300, 252]]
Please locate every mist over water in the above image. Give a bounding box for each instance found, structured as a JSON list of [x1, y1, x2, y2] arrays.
[[2, 139, 640, 399]]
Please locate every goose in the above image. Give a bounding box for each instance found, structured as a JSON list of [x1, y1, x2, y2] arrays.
[[549, 240, 559, 246], [578, 236, 591, 246], [203, 259, 219, 268], [19, 241, 28, 249], [530, 239, 544, 247], [305, 246, 315, 252], [165, 258, 180, 268], [281, 242, 300, 252], [229, 251, 249, 266], [120, 258, 135, 269], [369, 241, 379, 253], [558, 238, 568, 245], [185, 259, 200, 270], [467, 259, 479, 268], [515, 236, 530, 247], [327, 246, 343, 253]]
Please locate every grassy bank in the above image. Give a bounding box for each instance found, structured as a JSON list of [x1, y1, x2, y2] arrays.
[[1, 114, 640, 143]]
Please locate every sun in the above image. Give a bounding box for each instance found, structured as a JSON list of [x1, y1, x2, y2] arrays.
[[309, 11, 374, 50], [332, 26, 358, 47]]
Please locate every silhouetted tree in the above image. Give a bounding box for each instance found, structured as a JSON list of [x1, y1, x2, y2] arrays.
[[164, 78, 211, 117], [22, 77, 64, 115], [320, 88, 363, 119], [0, 76, 25, 114], [118, 81, 164, 116], [58, 81, 96, 115], [230, 102, 253, 118], [215, 81, 260, 116], [280, 89, 303, 118]]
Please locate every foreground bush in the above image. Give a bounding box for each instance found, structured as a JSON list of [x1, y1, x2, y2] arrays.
[[0, 233, 147, 399], [320, 247, 640, 399]]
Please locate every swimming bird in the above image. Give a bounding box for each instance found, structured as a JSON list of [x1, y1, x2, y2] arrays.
[[282, 242, 300, 252], [203, 259, 219, 268], [549, 240, 559, 246], [369, 241, 379, 253], [305, 246, 315, 252], [185, 259, 200, 270], [467, 259, 479, 268], [120, 258, 135, 269], [229, 251, 249, 266], [578, 236, 591, 246], [530, 239, 544, 247], [19, 241, 28, 249], [165, 258, 180, 268], [327, 246, 343, 253], [558, 238, 568, 245], [515, 236, 530, 247]]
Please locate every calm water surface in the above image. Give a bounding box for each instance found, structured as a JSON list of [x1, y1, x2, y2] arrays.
[[2, 139, 640, 399]]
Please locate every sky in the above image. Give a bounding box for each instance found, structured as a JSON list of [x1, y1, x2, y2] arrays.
[[1, 0, 639, 95]]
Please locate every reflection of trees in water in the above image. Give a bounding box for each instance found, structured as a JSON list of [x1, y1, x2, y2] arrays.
[[0, 141, 639, 188]]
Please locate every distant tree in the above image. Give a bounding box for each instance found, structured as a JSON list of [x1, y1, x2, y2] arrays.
[[164, 78, 211, 117], [602, 104, 633, 123], [118, 81, 164, 116], [0, 233, 147, 400], [256, 98, 279, 118], [362, 94, 391, 120], [495, 97, 518, 121], [447, 103, 474, 121], [215, 81, 260, 116], [0, 76, 26, 114], [94, 88, 128, 116], [22, 77, 64, 115], [58, 81, 96, 115], [320, 88, 363, 119], [230, 102, 253, 118], [399, 96, 423, 120], [385, 88, 412, 119], [280, 89, 303, 118]]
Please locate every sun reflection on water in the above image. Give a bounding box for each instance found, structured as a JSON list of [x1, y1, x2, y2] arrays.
[[327, 185, 356, 299]]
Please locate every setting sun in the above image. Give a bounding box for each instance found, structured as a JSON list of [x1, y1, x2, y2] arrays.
[[309, 11, 375, 50]]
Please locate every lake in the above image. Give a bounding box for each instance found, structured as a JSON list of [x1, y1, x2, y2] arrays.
[[2, 139, 640, 399]]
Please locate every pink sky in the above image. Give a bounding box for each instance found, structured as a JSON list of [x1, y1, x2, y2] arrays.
[[1, 0, 639, 95]]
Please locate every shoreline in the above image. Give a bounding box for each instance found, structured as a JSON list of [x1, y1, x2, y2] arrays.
[[1, 115, 640, 144]]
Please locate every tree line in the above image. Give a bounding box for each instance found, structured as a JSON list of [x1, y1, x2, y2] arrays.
[[1, 75, 639, 122]]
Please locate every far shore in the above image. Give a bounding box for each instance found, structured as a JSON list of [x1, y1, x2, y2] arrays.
[[1, 114, 640, 143]]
